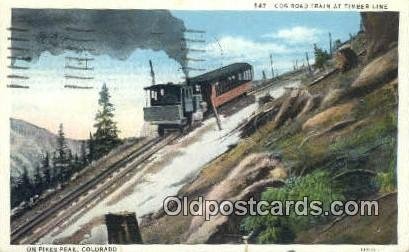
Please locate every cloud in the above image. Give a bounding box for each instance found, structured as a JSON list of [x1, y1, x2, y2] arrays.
[[205, 36, 290, 61], [263, 26, 323, 44], [199, 36, 309, 79]]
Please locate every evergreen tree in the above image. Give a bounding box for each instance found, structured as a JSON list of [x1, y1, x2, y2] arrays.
[[93, 83, 121, 158], [20, 166, 33, 202], [72, 153, 81, 174], [51, 152, 59, 184], [65, 149, 73, 179], [334, 39, 342, 51], [10, 178, 20, 208], [87, 132, 95, 162], [80, 140, 88, 166], [313, 43, 331, 70], [33, 165, 43, 195], [42, 152, 52, 186], [53, 123, 71, 183]]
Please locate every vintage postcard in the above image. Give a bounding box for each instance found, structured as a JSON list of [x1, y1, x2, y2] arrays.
[[0, 1, 408, 252]]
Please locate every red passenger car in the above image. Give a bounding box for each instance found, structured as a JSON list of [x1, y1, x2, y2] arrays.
[[189, 63, 253, 109]]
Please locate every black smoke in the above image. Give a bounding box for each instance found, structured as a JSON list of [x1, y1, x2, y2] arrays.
[[11, 9, 188, 74]]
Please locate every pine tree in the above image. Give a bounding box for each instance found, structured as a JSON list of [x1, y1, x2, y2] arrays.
[[53, 123, 71, 183], [80, 140, 88, 166], [65, 149, 73, 179], [93, 83, 121, 158], [33, 165, 43, 195], [42, 152, 52, 186], [87, 132, 95, 162], [72, 153, 80, 174], [20, 166, 33, 202], [313, 43, 331, 70], [11, 177, 20, 208], [51, 152, 59, 184]]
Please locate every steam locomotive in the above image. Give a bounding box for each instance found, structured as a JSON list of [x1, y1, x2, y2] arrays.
[[143, 62, 253, 135]]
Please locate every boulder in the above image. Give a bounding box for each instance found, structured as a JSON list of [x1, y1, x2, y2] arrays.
[[185, 153, 283, 243], [275, 89, 311, 127], [335, 45, 358, 72], [297, 94, 322, 119], [321, 88, 346, 109], [351, 47, 398, 93], [302, 101, 356, 131]]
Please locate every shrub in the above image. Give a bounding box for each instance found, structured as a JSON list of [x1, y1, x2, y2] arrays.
[[314, 44, 331, 70], [375, 151, 396, 193], [241, 170, 344, 243]]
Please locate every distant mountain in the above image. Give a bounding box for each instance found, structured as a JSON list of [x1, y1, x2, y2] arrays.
[[10, 118, 83, 179]]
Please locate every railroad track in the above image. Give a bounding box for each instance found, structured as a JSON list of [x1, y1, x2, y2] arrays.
[[11, 133, 179, 244]]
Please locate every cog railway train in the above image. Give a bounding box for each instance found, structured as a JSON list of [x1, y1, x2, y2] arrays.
[[143, 62, 253, 136]]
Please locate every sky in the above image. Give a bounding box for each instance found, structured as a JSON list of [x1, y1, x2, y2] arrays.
[[10, 10, 361, 139]]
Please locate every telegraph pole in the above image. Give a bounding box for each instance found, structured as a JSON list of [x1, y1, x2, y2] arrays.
[[305, 52, 312, 75], [329, 32, 333, 54], [269, 53, 274, 79]]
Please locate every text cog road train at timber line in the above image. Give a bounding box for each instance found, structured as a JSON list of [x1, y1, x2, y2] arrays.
[[143, 62, 254, 136]]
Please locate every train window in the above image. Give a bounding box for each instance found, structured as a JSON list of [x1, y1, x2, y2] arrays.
[[151, 90, 158, 101], [245, 70, 251, 80], [160, 89, 164, 96], [195, 85, 200, 92]]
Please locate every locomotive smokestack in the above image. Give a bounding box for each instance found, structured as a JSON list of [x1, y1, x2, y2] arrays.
[[149, 60, 156, 85]]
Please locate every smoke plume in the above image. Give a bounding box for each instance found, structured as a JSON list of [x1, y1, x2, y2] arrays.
[[11, 9, 188, 75]]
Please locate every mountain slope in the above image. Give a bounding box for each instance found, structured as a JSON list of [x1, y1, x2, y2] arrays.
[[10, 118, 82, 178]]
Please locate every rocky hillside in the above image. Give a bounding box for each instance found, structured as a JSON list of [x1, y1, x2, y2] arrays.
[[10, 118, 82, 178], [139, 12, 398, 244]]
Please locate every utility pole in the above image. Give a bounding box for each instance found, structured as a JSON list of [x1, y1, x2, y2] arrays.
[[305, 52, 312, 75], [210, 99, 222, 130], [329, 32, 332, 55], [269, 53, 274, 79]]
